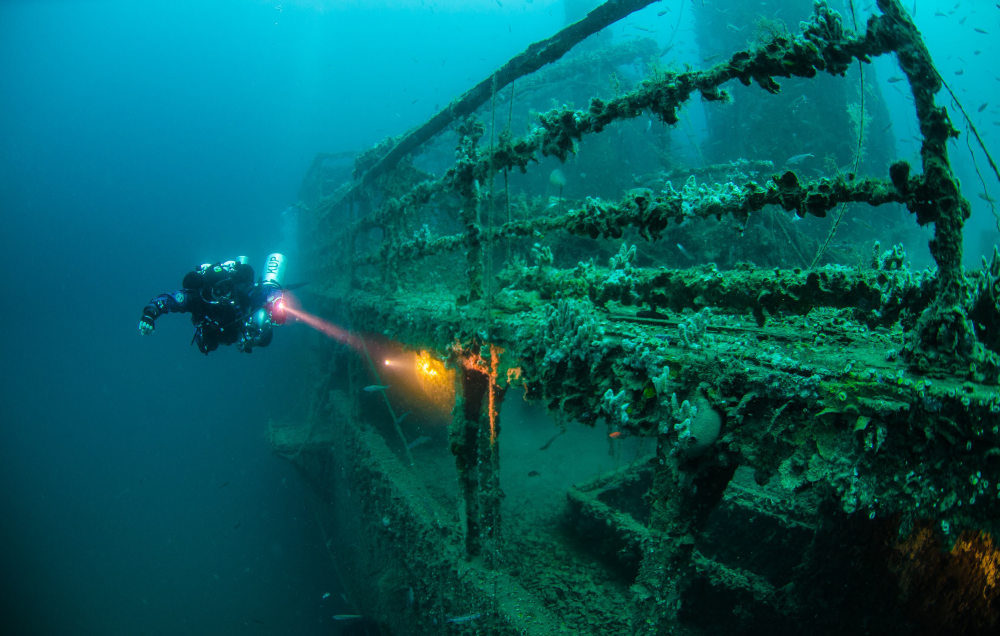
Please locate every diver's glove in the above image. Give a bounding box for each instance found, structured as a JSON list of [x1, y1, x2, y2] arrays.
[[139, 315, 155, 336]]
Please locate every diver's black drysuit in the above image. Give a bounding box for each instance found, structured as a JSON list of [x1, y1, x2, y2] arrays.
[[140, 261, 283, 354]]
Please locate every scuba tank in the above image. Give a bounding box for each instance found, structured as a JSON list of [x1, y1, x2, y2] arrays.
[[262, 253, 287, 325], [262, 253, 287, 290], [237, 253, 288, 353]]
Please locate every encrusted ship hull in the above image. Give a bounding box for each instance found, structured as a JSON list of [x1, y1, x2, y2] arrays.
[[273, 1, 1000, 634]]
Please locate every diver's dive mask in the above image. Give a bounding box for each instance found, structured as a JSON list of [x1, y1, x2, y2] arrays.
[[209, 279, 234, 303], [199, 265, 236, 304]]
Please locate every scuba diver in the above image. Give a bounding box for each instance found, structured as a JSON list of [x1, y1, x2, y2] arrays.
[[139, 254, 287, 354]]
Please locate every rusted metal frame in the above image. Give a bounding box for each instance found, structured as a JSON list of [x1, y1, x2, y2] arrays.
[[450, 360, 484, 559], [346, 7, 902, 273], [873, 0, 977, 365], [317, 0, 661, 220], [460, 187, 484, 301], [351, 174, 905, 268]]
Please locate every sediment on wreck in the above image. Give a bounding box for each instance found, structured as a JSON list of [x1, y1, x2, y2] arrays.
[[279, 1, 1000, 634]]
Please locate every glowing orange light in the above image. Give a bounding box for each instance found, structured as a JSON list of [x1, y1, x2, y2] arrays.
[[416, 352, 440, 377], [953, 532, 1000, 590], [413, 351, 454, 411]]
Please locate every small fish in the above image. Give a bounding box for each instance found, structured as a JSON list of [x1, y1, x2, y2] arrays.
[[882, 121, 893, 132], [659, 44, 674, 57], [955, 69, 964, 75], [407, 436, 432, 450], [676, 243, 693, 259], [657, 9, 670, 16], [395, 411, 410, 425], [233, 522, 241, 530], [411, 99, 418, 105], [632, 25, 656, 33], [703, 54, 720, 63], [527, 470, 540, 477], [334, 615, 364, 621], [785, 153, 815, 165], [609, 431, 623, 439], [539, 430, 564, 451], [979, 103, 989, 112], [322, 592, 331, 600], [495, 0, 502, 6], [219, 481, 230, 489], [727, 23, 743, 32], [446, 613, 481, 624], [852, 217, 875, 232], [974, 27, 989, 34], [887, 76, 905, 83], [935, 10, 947, 16], [364, 385, 390, 392], [645, 119, 652, 132], [250, 618, 265, 625]]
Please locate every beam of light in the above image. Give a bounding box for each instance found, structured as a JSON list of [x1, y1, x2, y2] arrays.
[[281, 300, 360, 351]]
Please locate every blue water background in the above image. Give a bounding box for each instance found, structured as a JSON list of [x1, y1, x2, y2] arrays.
[[0, 1, 997, 635]]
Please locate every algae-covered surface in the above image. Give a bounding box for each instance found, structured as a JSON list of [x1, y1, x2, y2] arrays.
[[274, 1, 1000, 634]]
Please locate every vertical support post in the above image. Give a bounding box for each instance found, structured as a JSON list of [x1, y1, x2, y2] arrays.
[[451, 366, 488, 556], [461, 193, 483, 302], [481, 345, 505, 567], [449, 352, 506, 559], [454, 117, 486, 303], [635, 433, 735, 627], [381, 223, 400, 293], [876, 0, 976, 363]]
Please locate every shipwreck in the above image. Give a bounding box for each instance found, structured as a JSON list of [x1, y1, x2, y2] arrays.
[[270, 1, 1000, 633]]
